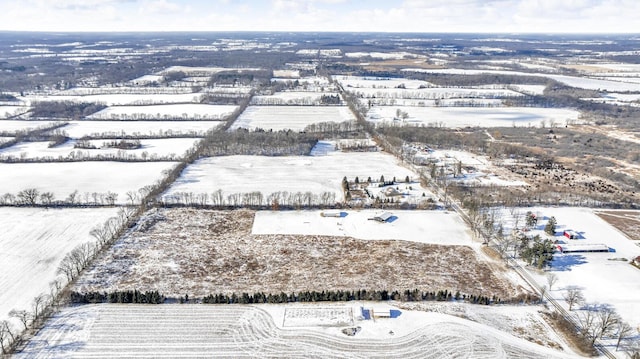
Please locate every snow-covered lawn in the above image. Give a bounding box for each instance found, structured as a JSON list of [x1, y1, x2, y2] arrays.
[[503, 207, 640, 329], [87, 104, 237, 120], [230, 105, 356, 131], [0, 138, 200, 160], [162, 151, 427, 204], [367, 106, 580, 128], [0, 161, 178, 204], [57, 120, 223, 138], [0, 207, 120, 327], [252, 210, 473, 246], [16, 303, 579, 358], [27, 93, 204, 106]]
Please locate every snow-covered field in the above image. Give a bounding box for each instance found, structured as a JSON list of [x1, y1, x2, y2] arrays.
[[503, 207, 640, 329], [230, 105, 356, 131], [157, 65, 261, 76], [0, 138, 200, 160], [412, 149, 528, 187], [402, 68, 640, 92], [57, 120, 223, 138], [0, 161, 178, 204], [163, 151, 427, 204], [367, 106, 580, 128], [0, 207, 120, 327], [335, 75, 434, 89], [252, 210, 473, 246], [0, 136, 14, 145], [87, 104, 237, 120], [0, 105, 30, 118], [16, 303, 578, 358], [0, 120, 57, 133], [27, 93, 204, 106], [347, 87, 522, 100], [251, 91, 335, 105], [344, 51, 424, 60]]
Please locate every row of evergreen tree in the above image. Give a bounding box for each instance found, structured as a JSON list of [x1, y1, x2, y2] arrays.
[[202, 289, 503, 305], [70, 289, 540, 306], [70, 290, 164, 304]]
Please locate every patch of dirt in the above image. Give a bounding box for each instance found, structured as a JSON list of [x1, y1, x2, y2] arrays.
[[76, 208, 527, 301], [595, 210, 640, 241]]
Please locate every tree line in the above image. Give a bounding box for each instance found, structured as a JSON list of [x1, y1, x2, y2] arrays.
[[69, 290, 164, 304], [67, 288, 541, 306]]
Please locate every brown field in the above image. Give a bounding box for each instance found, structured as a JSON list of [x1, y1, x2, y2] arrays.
[[595, 210, 640, 241], [75, 208, 527, 301]]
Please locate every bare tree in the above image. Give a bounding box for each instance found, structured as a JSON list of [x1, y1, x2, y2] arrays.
[[546, 273, 558, 291], [616, 321, 635, 351], [0, 320, 16, 354], [8, 309, 31, 330], [17, 188, 40, 205], [49, 279, 64, 310], [564, 287, 584, 311], [32, 294, 50, 322], [39, 192, 55, 206], [577, 305, 599, 344], [596, 306, 620, 339]]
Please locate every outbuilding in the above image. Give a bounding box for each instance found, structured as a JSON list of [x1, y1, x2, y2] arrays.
[[370, 211, 393, 222]]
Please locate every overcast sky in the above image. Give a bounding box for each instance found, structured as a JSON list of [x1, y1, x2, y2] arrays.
[[0, 0, 637, 33]]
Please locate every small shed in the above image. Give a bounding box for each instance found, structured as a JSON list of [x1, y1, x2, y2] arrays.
[[321, 211, 342, 218], [563, 230, 579, 239]]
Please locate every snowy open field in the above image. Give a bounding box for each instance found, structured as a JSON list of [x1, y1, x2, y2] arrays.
[[56, 120, 223, 138], [0, 161, 178, 204], [27, 92, 204, 106], [251, 91, 336, 105], [504, 207, 640, 329], [409, 149, 528, 187], [0, 138, 200, 160], [0, 105, 30, 118], [157, 65, 261, 76], [229, 105, 357, 131], [252, 210, 473, 246], [0, 136, 14, 145], [348, 87, 522, 100], [163, 151, 427, 204], [0, 207, 119, 327], [87, 104, 237, 120], [367, 106, 580, 128], [335, 75, 434, 89], [16, 303, 578, 358], [402, 68, 640, 92], [0, 120, 57, 133]]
